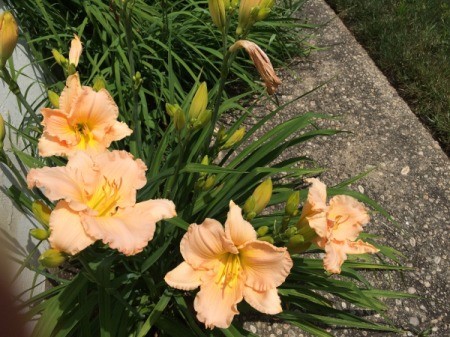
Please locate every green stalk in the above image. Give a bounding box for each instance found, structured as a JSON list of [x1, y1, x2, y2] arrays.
[[123, 3, 142, 158], [0, 66, 40, 124]]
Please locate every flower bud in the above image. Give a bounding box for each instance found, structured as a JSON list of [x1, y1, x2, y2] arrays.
[[52, 49, 67, 67], [166, 103, 185, 131], [221, 127, 245, 150], [39, 249, 66, 268], [190, 109, 211, 130], [0, 11, 18, 67], [0, 114, 5, 149], [30, 228, 50, 241], [93, 76, 106, 92], [287, 234, 311, 254], [252, 178, 272, 215], [32, 200, 52, 228], [189, 82, 208, 121], [208, 0, 227, 30], [256, 225, 269, 237], [285, 191, 300, 216], [133, 71, 143, 90], [258, 235, 274, 244], [47, 90, 60, 108], [68, 34, 82, 67], [284, 226, 297, 238], [202, 175, 216, 191], [201, 155, 209, 166], [243, 195, 256, 215]]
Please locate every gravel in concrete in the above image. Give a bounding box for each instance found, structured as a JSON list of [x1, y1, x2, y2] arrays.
[[244, 0, 449, 336]]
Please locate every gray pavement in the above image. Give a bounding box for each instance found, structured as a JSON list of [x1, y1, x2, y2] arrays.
[[244, 0, 449, 336]]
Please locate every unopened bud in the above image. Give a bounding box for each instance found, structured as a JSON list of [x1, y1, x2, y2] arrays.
[[221, 127, 245, 150], [133, 71, 143, 90], [67, 63, 76, 75], [93, 76, 106, 91], [258, 235, 274, 244], [52, 49, 67, 67], [287, 234, 311, 254], [166, 103, 186, 131], [30, 228, 50, 241], [68, 34, 82, 67], [284, 226, 297, 238], [285, 191, 300, 216], [256, 225, 269, 237], [0, 11, 18, 67], [189, 82, 208, 121], [203, 175, 216, 191], [32, 200, 52, 228], [47, 90, 60, 108], [201, 155, 209, 166], [243, 195, 256, 215], [39, 249, 66, 268], [252, 178, 272, 215], [208, 0, 226, 30], [190, 109, 211, 130]]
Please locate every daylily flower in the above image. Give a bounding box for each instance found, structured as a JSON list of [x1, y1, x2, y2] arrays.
[[165, 201, 292, 329], [38, 73, 132, 157], [69, 34, 82, 67], [230, 40, 281, 94], [297, 178, 379, 274], [27, 150, 176, 256]]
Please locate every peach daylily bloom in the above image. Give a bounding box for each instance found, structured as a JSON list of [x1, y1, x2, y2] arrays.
[[27, 150, 176, 256], [38, 73, 132, 157], [230, 40, 281, 95], [69, 34, 82, 67], [299, 178, 379, 274], [165, 201, 292, 329]]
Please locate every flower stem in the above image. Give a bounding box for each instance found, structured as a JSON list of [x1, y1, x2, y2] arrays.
[[0, 66, 40, 124]]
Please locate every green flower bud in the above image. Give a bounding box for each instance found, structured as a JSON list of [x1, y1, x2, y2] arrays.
[[189, 82, 208, 121], [287, 234, 311, 254], [30, 228, 50, 241], [256, 225, 269, 237], [201, 155, 209, 166], [52, 49, 67, 67], [47, 90, 60, 108], [202, 175, 216, 191], [221, 127, 245, 150], [252, 178, 272, 215], [190, 109, 211, 130], [258, 235, 274, 244], [166, 103, 186, 131], [208, 0, 227, 30], [285, 191, 300, 216], [284, 226, 297, 238], [133, 71, 143, 90], [93, 76, 107, 92], [32, 200, 52, 228], [243, 195, 256, 214], [39, 249, 66, 268]]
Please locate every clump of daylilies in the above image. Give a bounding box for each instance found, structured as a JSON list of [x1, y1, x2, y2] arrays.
[[1, 7, 381, 331]]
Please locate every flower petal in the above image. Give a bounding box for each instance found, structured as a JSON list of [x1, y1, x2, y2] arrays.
[[328, 195, 370, 241], [165, 262, 203, 291], [69, 87, 118, 129], [225, 200, 256, 247], [69, 34, 82, 66], [323, 241, 347, 274], [181, 219, 227, 269], [59, 73, 82, 114], [38, 132, 72, 157], [81, 199, 175, 256], [243, 287, 282, 315], [49, 201, 95, 255], [344, 240, 379, 255], [41, 108, 76, 144], [298, 178, 328, 235], [307, 211, 328, 240], [27, 166, 87, 211], [194, 271, 243, 329], [240, 240, 292, 291], [93, 150, 147, 208], [100, 121, 132, 146]]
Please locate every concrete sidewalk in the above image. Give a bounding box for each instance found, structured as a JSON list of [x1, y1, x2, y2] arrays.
[[246, 0, 449, 336]]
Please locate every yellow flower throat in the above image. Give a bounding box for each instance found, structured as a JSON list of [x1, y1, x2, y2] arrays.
[[87, 178, 122, 217], [216, 253, 241, 291], [74, 123, 95, 149]]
